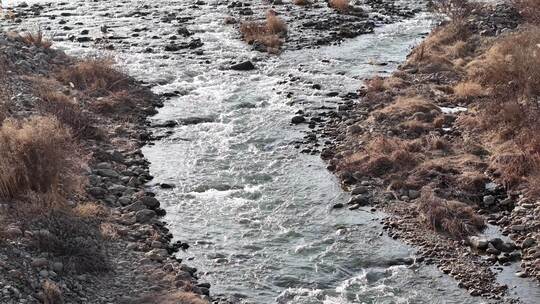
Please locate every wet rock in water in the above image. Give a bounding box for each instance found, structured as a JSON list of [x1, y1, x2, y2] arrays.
[[160, 183, 175, 189], [332, 203, 344, 209], [230, 61, 255, 71], [141, 196, 160, 209], [347, 195, 369, 206], [468, 236, 489, 251], [152, 120, 178, 128], [291, 115, 305, 124], [136, 209, 156, 223], [178, 116, 214, 125], [351, 185, 368, 195]]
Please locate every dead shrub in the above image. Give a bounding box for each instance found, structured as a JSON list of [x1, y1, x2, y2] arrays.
[[329, 0, 350, 13], [511, 0, 540, 24], [30, 210, 109, 273], [0, 116, 83, 201], [42, 280, 64, 304], [37, 89, 96, 138], [417, 188, 485, 239], [19, 31, 52, 49], [92, 90, 133, 114], [136, 292, 208, 304], [56, 59, 130, 96], [490, 151, 538, 187]]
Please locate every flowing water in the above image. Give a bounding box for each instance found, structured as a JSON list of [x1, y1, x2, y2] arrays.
[[4, 0, 540, 303]]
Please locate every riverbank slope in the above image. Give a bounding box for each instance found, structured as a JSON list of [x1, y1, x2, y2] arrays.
[[323, 0, 540, 301], [0, 31, 208, 304]]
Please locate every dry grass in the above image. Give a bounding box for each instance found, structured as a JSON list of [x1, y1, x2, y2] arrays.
[[409, 22, 471, 65], [453, 81, 485, 99], [240, 11, 287, 52], [19, 31, 52, 49], [0, 116, 82, 201], [467, 27, 540, 101], [329, 0, 350, 13], [340, 137, 421, 177], [266, 11, 287, 34], [512, 0, 540, 24], [37, 89, 96, 138], [56, 59, 130, 96], [417, 188, 485, 239], [375, 96, 440, 121], [73, 202, 109, 219], [42, 280, 64, 304]]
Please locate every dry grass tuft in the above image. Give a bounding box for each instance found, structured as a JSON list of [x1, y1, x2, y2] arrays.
[[453, 81, 485, 99], [0, 116, 82, 201], [240, 11, 287, 52], [56, 59, 130, 96], [340, 137, 420, 177], [73, 202, 109, 219], [417, 188, 485, 239], [329, 0, 350, 13], [467, 27, 540, 101], [375, 96, 440, 121], [37, 89, 96, 138], [42, 280, 64, 304], [19, 31, 52, 49], [266, 11, 287, 34]]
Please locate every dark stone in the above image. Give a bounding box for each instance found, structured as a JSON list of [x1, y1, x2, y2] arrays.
[[291, 115, 305, 124], [230, 61, 255, 71]]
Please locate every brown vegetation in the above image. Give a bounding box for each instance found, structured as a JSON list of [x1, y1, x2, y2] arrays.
[[293, 0, 310, 5], [0, 116, 82, 201], [56, 59, 130, 96], [329, 0, 350, 13], [42, 280, 64, 304], [240, 11, 287, 52], [417, 188, 485, 239], [19, 31, 52, 49]]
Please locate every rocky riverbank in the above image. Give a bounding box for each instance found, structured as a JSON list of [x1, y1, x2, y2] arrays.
[[0, 32, 209, 303], [319, 1, 540, 302]]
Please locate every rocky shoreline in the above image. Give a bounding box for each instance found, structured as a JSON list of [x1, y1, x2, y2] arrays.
[[0, 32, 209, 303], [318, 1, 540, 303]]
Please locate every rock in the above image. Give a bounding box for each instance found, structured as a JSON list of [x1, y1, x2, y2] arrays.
[[31, 258, 48, 268], [511, 224, 525, 232], [5, 227, 23, 239], [351, 186, 368, 195], [347, 195, 369, 206], [332, 203, 344, 209], [87, 187, 107, 198], [291, 115, 305, 124], [469, 236, 488, 250], [230, 61, 255, 71], [125, 201, 146, 212], [160, 183, 175, 189], [145, 249, 168, 262], [51, 262, 63, 273], [522, 237, 536, 249], [405, 190, 418, 200], [483, 195, 495, 206], [95, 169, 120, 179], [486, 243, 501, 255], [135, 210, 156, 223], [141, 196, 160, 209]]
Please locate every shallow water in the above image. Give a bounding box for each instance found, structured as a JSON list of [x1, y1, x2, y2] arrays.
[[4, 0, 538, 303]]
